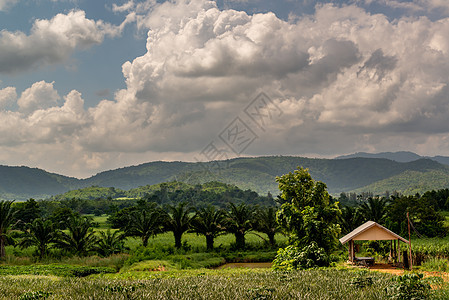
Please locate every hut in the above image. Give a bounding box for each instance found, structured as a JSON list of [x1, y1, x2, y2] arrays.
[[339, 221, 409, 265]]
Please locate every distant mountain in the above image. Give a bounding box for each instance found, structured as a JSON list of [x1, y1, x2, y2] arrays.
[[335, 151, 422, 163], [2, 155, 449, 200], [336, 151, 449, 165], [0, 165, 80, 200]]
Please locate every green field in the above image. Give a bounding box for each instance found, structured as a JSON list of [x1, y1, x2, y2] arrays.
[[0, 268, 419, 300]]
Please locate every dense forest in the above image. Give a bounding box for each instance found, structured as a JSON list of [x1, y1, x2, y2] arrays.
[[3, 156, 449, 200]]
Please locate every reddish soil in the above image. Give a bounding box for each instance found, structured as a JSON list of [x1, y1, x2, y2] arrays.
[[368, 263, 405, 276], [366, 263, 449, 283], [216, 262, 272, 269]]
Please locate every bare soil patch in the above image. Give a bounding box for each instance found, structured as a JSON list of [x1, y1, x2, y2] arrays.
[[216, 262, 272, 269]]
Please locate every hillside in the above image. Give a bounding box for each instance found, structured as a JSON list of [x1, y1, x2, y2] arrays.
[[336, 151, 449, 165], [2, 156, 449, 200], [0, 165, 80, 200]]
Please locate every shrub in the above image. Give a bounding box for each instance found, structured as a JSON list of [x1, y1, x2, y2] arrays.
[[388, 273, 431, 300], [420, 257, 449, 272], [272, 242, 329, 271]]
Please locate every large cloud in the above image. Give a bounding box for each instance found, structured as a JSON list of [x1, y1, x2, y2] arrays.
[[3, 0, 449, 177], [0, 10, 127, 74]]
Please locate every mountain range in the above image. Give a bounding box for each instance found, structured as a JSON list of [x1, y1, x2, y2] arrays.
[[335, 151, 449, 165], [2, 152, 449, 200]]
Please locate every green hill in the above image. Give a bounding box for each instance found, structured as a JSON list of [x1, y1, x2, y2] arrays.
[[2, 156, 449, 200]]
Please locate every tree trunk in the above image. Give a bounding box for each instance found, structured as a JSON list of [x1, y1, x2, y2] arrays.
[[268, 232, 276, 246], [0, 236, 5, 258], [174, 232, 182, 249], [206, 235, 214, 251], [142, 235, 149, 247], [235, 232, 245, 249]]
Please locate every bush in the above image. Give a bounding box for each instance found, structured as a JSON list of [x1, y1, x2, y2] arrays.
[[272, 242, 330, 271], [420, 257, 449, 272], [388, 273, 431, 300]]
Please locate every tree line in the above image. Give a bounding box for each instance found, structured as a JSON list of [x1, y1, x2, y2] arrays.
[[1, 178, 449, 261], [0, 199, 279, 260], [339, 192, 449, 238]]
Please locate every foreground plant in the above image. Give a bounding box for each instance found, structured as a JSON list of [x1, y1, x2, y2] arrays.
[[388, 273, 431, 300]]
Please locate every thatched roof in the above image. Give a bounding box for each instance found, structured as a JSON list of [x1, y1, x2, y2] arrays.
[[339, 221, 409, 244]]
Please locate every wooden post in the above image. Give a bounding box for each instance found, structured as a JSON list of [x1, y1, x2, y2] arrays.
[[407, 212, 413, 270]]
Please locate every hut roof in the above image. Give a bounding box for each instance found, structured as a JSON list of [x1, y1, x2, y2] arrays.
[[339, 221, 409, 244]]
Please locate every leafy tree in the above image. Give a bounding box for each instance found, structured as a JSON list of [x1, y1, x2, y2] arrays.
[[163, 202, 194, 249], [190, 205, 226, 251], [386, 195, 448, 237], [95, 229, 127, 257], [225, 202, 254, 250], [55, 215, 97, 256], [359, 197, 388, 224], [14, 199, 41, 229], [49, 207, 79, 230], [19, 218, 58, 259], [0, 200, 17, 258], [276, 167, 341, 253], [339, 206, 364, 235], [253, 206, 280, 246], [125, 204, 164, 247]]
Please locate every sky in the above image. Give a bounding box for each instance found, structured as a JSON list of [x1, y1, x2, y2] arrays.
[[1, 0, 449, 178]]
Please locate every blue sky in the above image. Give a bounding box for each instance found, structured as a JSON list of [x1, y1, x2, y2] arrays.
[[1, 0, 449, 178]]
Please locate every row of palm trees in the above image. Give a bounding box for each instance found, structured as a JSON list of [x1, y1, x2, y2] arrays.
[[0, 200, 280, 260], [121, 202, 280, 251]]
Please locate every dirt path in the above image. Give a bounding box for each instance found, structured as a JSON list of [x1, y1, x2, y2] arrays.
[[216, 262, 272, 269], [367, 263, 449, 282]]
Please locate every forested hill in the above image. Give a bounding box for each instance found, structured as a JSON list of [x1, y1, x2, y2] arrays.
[[0, 165, 80, 200], [2, 156, 449, 200]]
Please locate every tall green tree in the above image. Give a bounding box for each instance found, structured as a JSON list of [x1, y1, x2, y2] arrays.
[[359, 197, 388, 224], [253, 206, 280, 246], [0, 200, 17, 258], [225, 202, 254, 250], [163, 202, 194, 249], [55, 215, 97, 256], [19, 218, 58, 259], [125, 205, 164, 247], [339, 206, 364, 235], [276, 167, 341, 253], [386, 195, 448, 237], [14, 199, 41, 229], [191, 205, 226, 251]]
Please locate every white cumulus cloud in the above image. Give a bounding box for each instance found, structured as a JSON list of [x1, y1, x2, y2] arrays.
[[3, 0, 449, 177], [0, 10, 128, 74]]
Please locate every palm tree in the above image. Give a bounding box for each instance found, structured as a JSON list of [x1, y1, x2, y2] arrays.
[[163, 202, 194, 249], [125, 207, 164, 247], [55, 215, 97, 256], [191, 205, 226, 251], [225, 203, 254, 250], [95, 229, 127, 257], [339, 206, 364, 234], [359, 197, 388, 224], [19, 218, 58, 259], [253, 206, 280, 246], [0, 200, 17, 258]]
